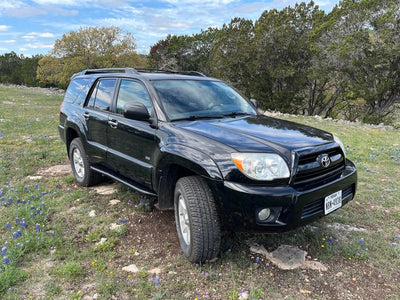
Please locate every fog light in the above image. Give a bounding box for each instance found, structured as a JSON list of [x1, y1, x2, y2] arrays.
[[257, 208, 271, 221]]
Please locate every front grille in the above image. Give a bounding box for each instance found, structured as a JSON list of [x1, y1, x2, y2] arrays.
[[301, 184, 354, 219], [293, 147, 344, 185]]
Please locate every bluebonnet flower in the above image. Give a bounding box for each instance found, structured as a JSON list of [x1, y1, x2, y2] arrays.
[[358, 238, 364, 246], [36, 209, 41, 214], [154, 276, 160, 286], [1, 247, 7, 256], [148, 277, 154, 282], [50, 231, 55, 237], [16, 243, 22, 248], [30, 195, 34, 200], [35, 224, 40, 233], [16, 199, 20, 203], [3, 257, 9, 265], [255, 257, 260, 263], [123, 218, 127, 223], [24, 186, 28, 191], [6, 222, 11, 229], [41, 202, 45, 207], [397, 236, 400, 243], [15, 218, 20, 224], [30, 205, 35, 210], [22, 200, 26, 204], [8, 198, 12, 204], [391, 243, 397, 248], [34, 184, 39, 190], [30, 213, 34, 218], [55, 184, 60, 189]]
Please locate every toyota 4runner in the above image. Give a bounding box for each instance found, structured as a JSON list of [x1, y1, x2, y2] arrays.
[[58, 68, 357, 262]]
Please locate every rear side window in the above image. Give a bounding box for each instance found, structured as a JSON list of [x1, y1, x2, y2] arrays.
[[86, 79, 116, 111], [64, 78, 93, 105]]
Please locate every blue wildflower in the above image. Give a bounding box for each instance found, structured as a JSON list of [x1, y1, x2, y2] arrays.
[[30, 213, 34, 218], [16, 199, 20, 203], [1, 247, 7, 256], [30, 195, 34, 200], [3, 257, 9, 265], [34, 184, 39, 190], [358, 238, 364, 246], [36, 209, 41, 214], [35, 224, 40, 233], [22, 200, 26, 204], [50, 231, 55, 237], [24, 186, 28, 191], [397, 236, 400, 243], [154, 276, 160, 286], [255, 257, 260, 263], [15, 218, 20, 224], [6, 222, 10, 229], [16, 243, 22, 248], [391, 243, 397, 248]]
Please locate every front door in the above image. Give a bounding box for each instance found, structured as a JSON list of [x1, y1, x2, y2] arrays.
[[107, 79, 157, 188]]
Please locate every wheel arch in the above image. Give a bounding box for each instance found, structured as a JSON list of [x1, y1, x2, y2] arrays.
[[155, 144, 223, 210]]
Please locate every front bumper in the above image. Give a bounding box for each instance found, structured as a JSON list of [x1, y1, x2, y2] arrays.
[[206, 160, 357, 232]]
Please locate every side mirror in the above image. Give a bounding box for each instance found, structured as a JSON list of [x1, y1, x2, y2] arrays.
[[123, 103, 150, 121], [250, 98, 258, 109]]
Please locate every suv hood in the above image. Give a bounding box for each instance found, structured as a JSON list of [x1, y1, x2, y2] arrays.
[[176, 115, 333, 153]]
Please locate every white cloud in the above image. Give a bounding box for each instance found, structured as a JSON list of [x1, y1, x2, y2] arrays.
[[24, 42, 54, 49], [0, 25, 11, 31], [22, 32, 57, 40], [3, 40, 15, 44]]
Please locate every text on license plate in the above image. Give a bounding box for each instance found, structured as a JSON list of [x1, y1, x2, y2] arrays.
[[324, 190, 342, 215]]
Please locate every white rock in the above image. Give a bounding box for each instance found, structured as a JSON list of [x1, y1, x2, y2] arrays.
[[89, 210, 96, 217], [97, 237, 107, 246], [122, 264, 139, 273], [109, 199, 121, 206]]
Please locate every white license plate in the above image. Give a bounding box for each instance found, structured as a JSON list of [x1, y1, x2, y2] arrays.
[[324, 190, 342, 215]]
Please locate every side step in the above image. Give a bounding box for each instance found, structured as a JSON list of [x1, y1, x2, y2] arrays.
[[91, 166, 157, 197]]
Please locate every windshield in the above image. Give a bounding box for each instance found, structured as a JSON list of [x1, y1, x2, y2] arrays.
[[152, 80, 257, 121]]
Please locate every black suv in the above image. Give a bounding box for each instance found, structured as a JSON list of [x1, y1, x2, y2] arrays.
[[59, 68, 357, 262]]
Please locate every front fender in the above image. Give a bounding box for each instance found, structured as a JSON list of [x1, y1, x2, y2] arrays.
[[157, 143, 223, 180]]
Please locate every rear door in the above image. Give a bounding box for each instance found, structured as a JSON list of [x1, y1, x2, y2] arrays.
[[107, 79, 157, 188], [83, 78, 117, 164]]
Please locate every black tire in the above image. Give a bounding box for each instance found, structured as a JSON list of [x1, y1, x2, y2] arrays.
[[174, 176, 221, 262], [69, 138, 101, 187]]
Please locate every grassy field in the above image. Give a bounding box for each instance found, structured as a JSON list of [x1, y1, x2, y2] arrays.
[[0, 84, 399, 299]]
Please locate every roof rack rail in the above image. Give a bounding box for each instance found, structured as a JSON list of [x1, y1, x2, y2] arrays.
[[80, 68, 139, 76], [135, 68, 206, 77]]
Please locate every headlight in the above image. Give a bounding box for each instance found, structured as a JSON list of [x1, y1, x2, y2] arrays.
[[231, 153, 290, 181], [333, 135, 346, 158]]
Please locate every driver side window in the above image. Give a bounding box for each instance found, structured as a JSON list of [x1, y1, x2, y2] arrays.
[[116, 80, 152, 115]]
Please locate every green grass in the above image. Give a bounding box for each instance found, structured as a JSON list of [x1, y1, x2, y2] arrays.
[[0, 84, 400, 299]]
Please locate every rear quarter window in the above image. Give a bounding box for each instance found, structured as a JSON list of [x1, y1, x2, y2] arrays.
[[64, 78, 93, 105]]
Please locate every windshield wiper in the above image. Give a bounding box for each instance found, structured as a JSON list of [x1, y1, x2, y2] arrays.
[[223, 112, 252, 118], [172, 115, 224, 122]]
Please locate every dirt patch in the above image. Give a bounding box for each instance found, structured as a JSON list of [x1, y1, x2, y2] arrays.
[[37, 164, 71, 177]]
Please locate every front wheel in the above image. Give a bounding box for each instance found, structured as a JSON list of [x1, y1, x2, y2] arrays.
[[69, 138, 101, 187], [174, 176, 221, 262]]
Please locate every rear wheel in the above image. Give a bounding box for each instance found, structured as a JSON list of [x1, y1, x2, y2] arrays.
[[69, 138, 101, 187], [174, 176, 221, 262]]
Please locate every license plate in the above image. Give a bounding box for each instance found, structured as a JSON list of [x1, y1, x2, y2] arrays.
[[324, 190, 342, 215]]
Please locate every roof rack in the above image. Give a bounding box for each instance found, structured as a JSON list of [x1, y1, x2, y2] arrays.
[[135, 68, 206, 77], [71, 67, 206, 79], [80, 68, 139, 75]]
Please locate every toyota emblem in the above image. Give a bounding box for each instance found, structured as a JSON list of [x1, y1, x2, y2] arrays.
[[318, 154, 331, 168]]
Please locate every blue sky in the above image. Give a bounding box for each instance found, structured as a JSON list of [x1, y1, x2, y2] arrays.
[[0, 0, 337, 56]]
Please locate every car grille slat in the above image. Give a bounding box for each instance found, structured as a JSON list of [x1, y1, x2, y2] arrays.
[[293, 147, 345, 185]]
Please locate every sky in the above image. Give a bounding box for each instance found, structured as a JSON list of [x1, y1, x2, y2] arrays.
[[0, 0, 337, 56]]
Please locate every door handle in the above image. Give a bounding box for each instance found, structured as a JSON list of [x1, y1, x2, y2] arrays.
[[108, 119, 118, 128], [83, 112, 90, 119]]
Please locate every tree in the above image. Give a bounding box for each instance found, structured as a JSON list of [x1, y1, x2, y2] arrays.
[[253, 2, 326, 113], [325, 0, 400, 123], [149, 28, 218, 74], [37, 26, 147, 88], [209, 18, 255, 98]]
